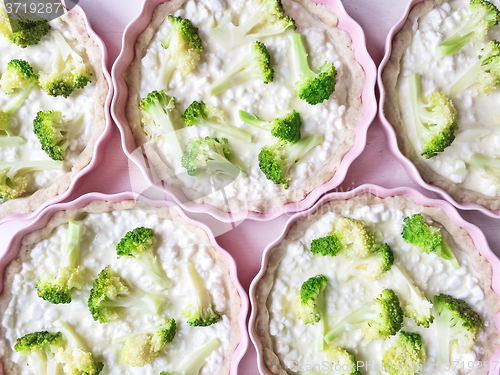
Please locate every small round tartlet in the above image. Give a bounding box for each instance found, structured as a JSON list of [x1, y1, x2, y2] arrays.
[[113, 0, 374, 218], [250, 186, 500, 375], [0, 196, 246, 375], [0, 5, 110, 219], [381, 0, 500, 214]]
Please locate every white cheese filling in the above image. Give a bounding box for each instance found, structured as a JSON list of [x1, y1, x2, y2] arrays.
[[397, 0, 500, 197], [0, 8, 95, 199], [140, 0, 350, 203], [267, 202, 490, 375], [1, 209, 231, 375]]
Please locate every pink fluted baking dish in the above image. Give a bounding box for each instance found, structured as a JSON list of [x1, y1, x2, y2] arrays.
[[248, 184, 500, 375], [378, 0, 500, 218], [110, 0, 377, 223], [0, 191, 249, 375], [0, 5, 114, 225]]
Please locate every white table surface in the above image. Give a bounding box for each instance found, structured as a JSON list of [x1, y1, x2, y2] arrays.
[[3, 0, 500, 374]]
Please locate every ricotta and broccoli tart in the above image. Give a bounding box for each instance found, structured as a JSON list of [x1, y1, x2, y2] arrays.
[[124, 0, 365, 213], [0, 1, 108, 218], [382, 0, 500, 211], [0, 200, 242, 375], [252, 194, 500, 375]]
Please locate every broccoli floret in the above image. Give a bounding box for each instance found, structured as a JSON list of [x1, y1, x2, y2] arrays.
[[0, 90, 32, 147], [324, 289, 404, 344], [295, 275, 329, 324], [117, 318, 177, 367], [0, 59, 39, 146], [326, 347, 362, 375], [54, 320, 104, 375], [408, 73, 457, 159], [401, 213, 459, 269], [182, 101, 252, 142], [258, 134, 322, 189], [33, 110, 81, 161], [181, 136, 244, 181], [39, 30, 92, 97], [290, 32, 336, 105], [434, 294, 482, 362], [450, 40, 500, 97], [88, 265, 164, 323], [311, 218, 375, 259], [0, 59, 38, 94], [382, 331, 426, 375], [468, 152, 500, 188], [159, 16, 203, 81], [392, 265, 434, 328], [436, 0, 499, 57], [116, 227, 171, 289], [239, 109, 301, 144], [339, 243, 394, 282], [14, 331, 63, 374], [160, 338, 221, 375], [208, 40, 274, 96], [0, 4, 50, 48], [310, 233, 343, 257], [182, 262, 221, 327], [210, 0, 296, 48], [35, 220, 84, 304], [0, 160, 63, 200], [294, 275, 329, 351]]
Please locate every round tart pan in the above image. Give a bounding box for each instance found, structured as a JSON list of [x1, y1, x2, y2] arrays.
[[0, 191, 249, 375], [0, 5, 114, 222], [111, 0, 377, 223], [378, 0, 500, 218], [249, 184, 500, 375]]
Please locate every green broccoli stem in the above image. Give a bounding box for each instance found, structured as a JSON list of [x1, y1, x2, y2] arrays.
[[291, 33, 314, 79], [0, 160, 64, 179], [4, 89, 31, 115], [209, 65, 251, 96], [436, 33, 472, 57], [435, 241, 460, 269], [135, 254, 171, 289], [55, 320, 89, 352], [209, 56, 259, 96], [0, 135, 25, 146], [177, 338, 221, 375], [64, 220, 82, 269], [196, 118, 252, 143], [436, 313, 451, 363], [324, 302, 378, 344], [148, 102, 183, 158], [100, 291, 163, 316], [408, 73, 428, 138], [111, 318, 170, 344], [284, 134, 323, 165], [317, 292, 328, 352], [238, 110, 271, 130], [206, 150, 244, 179], [158, 53, 176, 86], [449, 61, 482, 98]]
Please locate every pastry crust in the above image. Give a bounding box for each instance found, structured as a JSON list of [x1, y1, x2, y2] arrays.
[[253, 193, 500, 375], [0, 200, 241, 375], [382, 0, 500, 212], [125, 0, 365, 214], [0, 10, 109, 219]]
